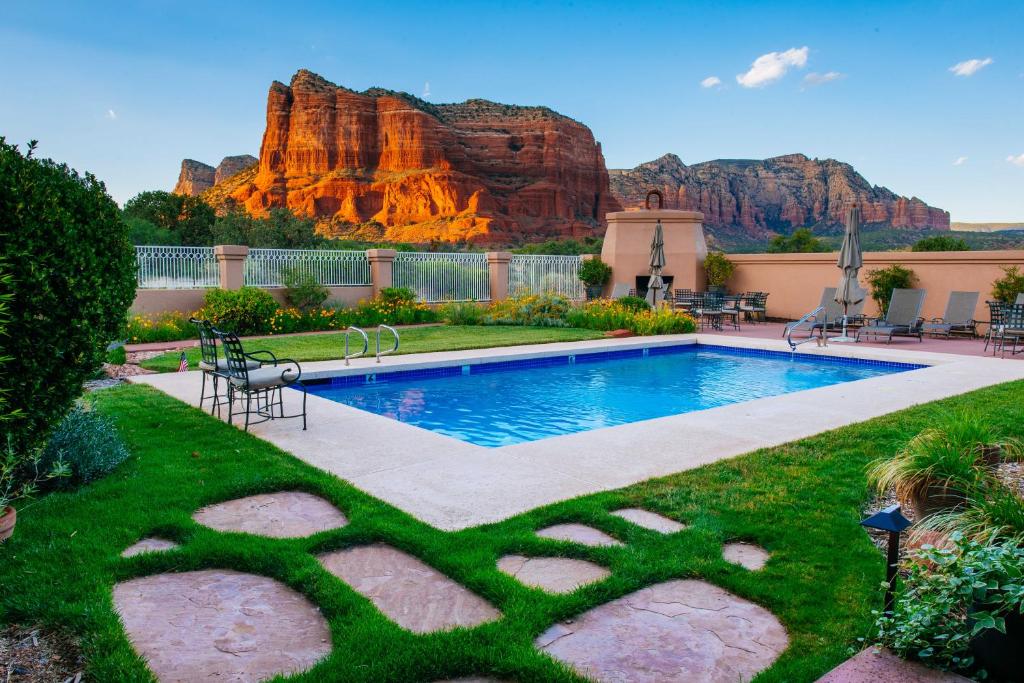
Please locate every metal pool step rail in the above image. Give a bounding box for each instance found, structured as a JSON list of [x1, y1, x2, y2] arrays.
[[376, 325, 399, 363], [343, 326, 368, 366], [786, 306, 825, 352]]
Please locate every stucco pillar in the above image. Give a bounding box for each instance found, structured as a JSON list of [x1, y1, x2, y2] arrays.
[[366, 249, 397, 296], [214, 245, 249, 290], [486, 251, 513, 301], [601, 210, 708, 294]]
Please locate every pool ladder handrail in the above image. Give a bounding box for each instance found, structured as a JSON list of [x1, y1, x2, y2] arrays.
[[376, 325, 399, 363], [343, 326, 369, 366], [786, 306, 825, 352]]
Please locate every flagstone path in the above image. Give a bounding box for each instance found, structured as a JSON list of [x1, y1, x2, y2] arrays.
[[610, 508, 687, 533], [121, 537, 179, 558], [192, 491, 348, 538], [536, 579, 788, 682], [113, 569, 331, 682], [317, 543, 501, 633], [723, 542, 771, 571], [497, 555, 610, 593], [535, 523, 624, 547]]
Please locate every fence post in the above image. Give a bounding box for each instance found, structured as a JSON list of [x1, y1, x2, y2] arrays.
[[486, 252, 513, 301], [214, 245, 249, 290], [366, 249, 397, 296]]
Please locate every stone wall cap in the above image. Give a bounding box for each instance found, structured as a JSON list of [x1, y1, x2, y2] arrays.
[[485, 251, 513, 261], [365, 248, 398, 259], [213, 245, 249, 258], [606, 210, 704, 222]]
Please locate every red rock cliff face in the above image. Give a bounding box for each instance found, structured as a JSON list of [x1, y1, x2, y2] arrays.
[[609, 153, 949, 239], [230, 70, 620, 243], [173, 159, 216, 196]]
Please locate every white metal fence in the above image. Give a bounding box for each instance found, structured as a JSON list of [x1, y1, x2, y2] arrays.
[[508, 254, 585, 299], [135, 246, 219, 289], [393, 252, 491, 302], [244, 248, 371, 287]]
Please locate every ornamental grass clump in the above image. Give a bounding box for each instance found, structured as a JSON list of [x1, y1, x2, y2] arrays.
[[38, 403, 129, 488]]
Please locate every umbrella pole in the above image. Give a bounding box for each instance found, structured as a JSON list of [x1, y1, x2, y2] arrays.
[[833, 302, 855, 343]]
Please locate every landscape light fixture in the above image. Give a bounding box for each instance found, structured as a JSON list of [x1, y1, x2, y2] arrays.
[[859, 504, 912, 615]]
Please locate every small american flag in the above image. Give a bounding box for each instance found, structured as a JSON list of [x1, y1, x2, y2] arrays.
[[177, 352, 189, 372]]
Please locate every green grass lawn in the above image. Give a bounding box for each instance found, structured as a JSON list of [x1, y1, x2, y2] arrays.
[[140, 325, 607, 373], [3, 380, 1021, 681]]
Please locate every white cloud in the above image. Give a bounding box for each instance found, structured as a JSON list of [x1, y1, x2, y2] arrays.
[[422, 81, 431, 98], [1007, 153, 1024, 167], [802, 71, 843, 87], [953, 156, 968, 166], [736, 47, 809, 88], [106, 109, 117, 120], [949, 57, 993, 77], [700, 76, 722, 89]]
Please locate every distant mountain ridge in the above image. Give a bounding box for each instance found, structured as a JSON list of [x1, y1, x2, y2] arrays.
[[609, 153, 949, 240], [951, 222, 1024, 233]]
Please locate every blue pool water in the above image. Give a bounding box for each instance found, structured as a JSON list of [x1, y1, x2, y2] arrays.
[[302, 344, 923, 447]]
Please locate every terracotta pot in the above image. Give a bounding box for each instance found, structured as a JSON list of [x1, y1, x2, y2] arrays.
[[908, 482, 963, 520], [0, 506, 15, 543]]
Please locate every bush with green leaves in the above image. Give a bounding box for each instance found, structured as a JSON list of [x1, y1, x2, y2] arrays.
[[0, 139, 136, 457], [875, 534, 1024, 675], [616, 295, 651, 312], [866, 264, 916, 316], [440, 301, 486, 326], [577, 257, 612, 287], [485, 293, 572, 327], [198, 287, 280, 336], [991, 266, 1024, 303], [38, 403, 129, 488], [767, 228, 829, 253], [703, 251, 735, 288], [281, 266, 329, 313], [912, 235, 970, 252]]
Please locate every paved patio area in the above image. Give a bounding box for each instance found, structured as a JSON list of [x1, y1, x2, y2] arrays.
[[131, 334, 1024, 530], [701, 321, 1017, 359]]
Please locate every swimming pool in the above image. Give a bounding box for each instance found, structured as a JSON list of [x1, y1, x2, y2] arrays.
[[302, 344, 924, 447]]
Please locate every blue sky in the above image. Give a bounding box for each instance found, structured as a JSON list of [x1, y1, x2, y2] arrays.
[[2, 0, 1021, 221]]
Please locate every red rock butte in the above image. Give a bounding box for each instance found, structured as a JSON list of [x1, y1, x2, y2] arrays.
[[226, 69, 621, 244]]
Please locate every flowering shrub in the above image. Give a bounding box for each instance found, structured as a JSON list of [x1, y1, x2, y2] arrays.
[[566, 299, 696, 335], [126, 311, 195, 343], [485, 293, 573, 327]]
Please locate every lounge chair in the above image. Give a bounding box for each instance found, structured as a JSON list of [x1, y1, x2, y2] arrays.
[[856, 288, 926, 343], [215, 329, 307, 431], [784, 287, 842, 340], [190, 318, 260, 415], [994, 303, 1024, 357], [609, 283, 631, 299], [922, 291, 979, 338]]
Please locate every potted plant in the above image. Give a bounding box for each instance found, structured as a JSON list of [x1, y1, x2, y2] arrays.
[[866, 412, 1020, 519], [703, 251, 734, 293], [578, 257, 612, 300]]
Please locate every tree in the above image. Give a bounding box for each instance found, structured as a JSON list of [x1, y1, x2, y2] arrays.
[[767, 228, 829, 253], [911, 235, 969, 252], [0, 139, 136, 457], [125, 216, 180, 245], [122, 190, 215, 246]]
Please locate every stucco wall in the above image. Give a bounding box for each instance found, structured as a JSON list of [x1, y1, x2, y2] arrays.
[[726, 250, 1024, 321]]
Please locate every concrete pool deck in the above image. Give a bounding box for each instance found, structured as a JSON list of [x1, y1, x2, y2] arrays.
[[130, 334, 1024, 530]]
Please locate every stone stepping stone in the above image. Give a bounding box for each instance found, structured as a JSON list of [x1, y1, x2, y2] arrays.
[[113, 569, 330, 682], [121, 537, 179, 558], [497, 555, 610, 594], [723, 542, 770, 571], [817, 647, 971, 682], [318, 543, 500, 633], [535, 523, 624, 547], [193, 491, 347, 538], [536, 579, 788, 682], [610, 508, 687, 534]]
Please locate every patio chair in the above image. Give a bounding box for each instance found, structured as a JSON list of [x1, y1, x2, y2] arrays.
[[922, 291, 979, 338], [215, 329, 307, 431], [609, 283, 631, 299], [856, 288, 926, 344], [994, 303, 1024, 358], [671, 288, 696, 312], [190, 317, 260, 415], [721, 293, 742, 331], [739, 292, 768, 323], [1016, 293, 1024, 305], [695, 292, 724, 331], [984, 300, 1008, 352]]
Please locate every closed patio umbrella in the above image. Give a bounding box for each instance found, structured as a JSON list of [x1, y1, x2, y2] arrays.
[[647, 220, 666, 306], [833, 203, 865, 342]]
